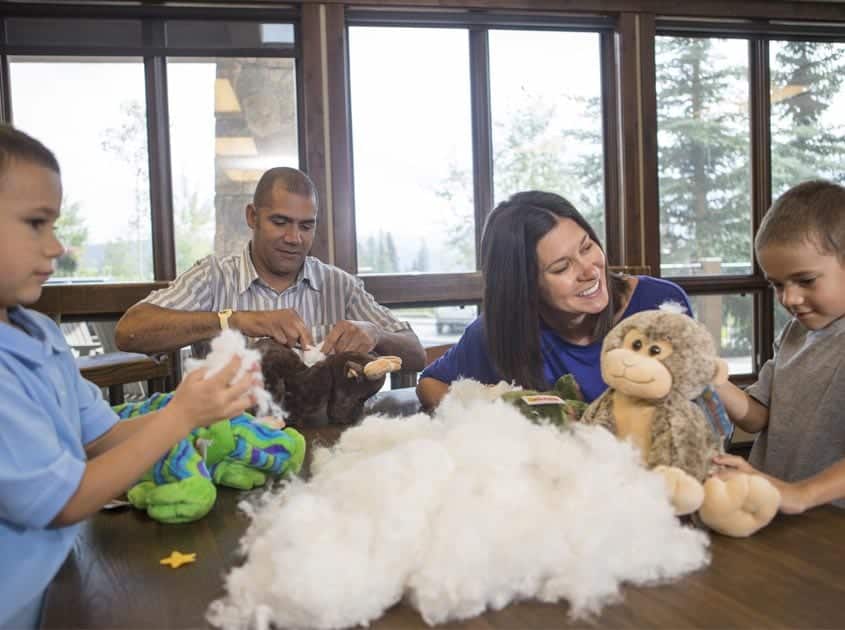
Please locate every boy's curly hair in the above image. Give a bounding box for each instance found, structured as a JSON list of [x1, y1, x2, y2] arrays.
[[0, 124, 60, 180], [756, 180, 845, 263]]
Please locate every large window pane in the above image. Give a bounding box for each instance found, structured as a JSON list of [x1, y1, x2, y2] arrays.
[[167, 57, 299, 271], [10, 58, 153, 281], [490, 30, 605, 243], [770, 41, 845, 198], [690, 293, 754, 374], [349, 27, 473, 274], [656, 37, 752, 277]]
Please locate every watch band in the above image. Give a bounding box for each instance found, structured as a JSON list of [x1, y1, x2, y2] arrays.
[[218, 308, 234, 330]]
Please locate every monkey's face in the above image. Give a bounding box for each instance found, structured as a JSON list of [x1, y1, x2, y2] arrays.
[[602, 329, 674, 399]]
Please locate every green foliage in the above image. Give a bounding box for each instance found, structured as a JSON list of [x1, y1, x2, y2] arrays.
[[357, 230, 400, 273], [410, 239, 430, 272], [101, 100, 152, 281], [54, 199, 89, 277], [436, 96, 606, 271], [658, 38, 844, 357], [656, 37, 752, 273], [771, 41, 845, 194], [174, 177, 214, 273]]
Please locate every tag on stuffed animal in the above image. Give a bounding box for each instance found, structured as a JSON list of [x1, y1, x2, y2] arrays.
[[521, 394, 566, 406]]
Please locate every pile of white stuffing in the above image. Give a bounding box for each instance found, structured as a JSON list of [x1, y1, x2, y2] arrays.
[[207, 379, 710, 630]]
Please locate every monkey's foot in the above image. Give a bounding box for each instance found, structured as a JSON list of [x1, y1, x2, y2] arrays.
[[363, 356, 403, 380], [699, 474, 780, 537], [654, 465, 705, 515]]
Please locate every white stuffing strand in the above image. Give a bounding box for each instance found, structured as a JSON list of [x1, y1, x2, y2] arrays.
[[658, 300, 688, 314], [184, 329, 281, 418], [294, 342, 327, 367]]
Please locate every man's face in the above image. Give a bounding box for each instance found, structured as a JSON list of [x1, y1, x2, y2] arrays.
[[247, 184, 318, 280]]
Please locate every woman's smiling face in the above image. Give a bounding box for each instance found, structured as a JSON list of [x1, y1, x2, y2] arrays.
[[535, 218, 609, 317]]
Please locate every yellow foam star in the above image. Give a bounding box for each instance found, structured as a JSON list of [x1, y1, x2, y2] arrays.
[[160, 550, 197, 569]]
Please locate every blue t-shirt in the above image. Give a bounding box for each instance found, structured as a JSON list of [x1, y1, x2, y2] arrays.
[[421, 276, 691, 403], [0, 307, 118, 626]]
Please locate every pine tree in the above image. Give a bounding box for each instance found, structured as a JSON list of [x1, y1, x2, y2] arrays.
[[101, 99, 153, 280], [771, 41, 845, 193], [54, 199, 89, 276], [383, 232, 399, 273], [410, 239, 430, 272], [656, 37, 751, 276]]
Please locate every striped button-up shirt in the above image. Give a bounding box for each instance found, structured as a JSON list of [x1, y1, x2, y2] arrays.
[[143, 242, 410, 344]]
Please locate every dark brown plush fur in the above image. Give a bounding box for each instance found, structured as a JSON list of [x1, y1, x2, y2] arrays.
[[253, 338, 387, 427]]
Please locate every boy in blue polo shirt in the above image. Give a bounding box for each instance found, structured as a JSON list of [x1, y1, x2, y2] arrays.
[[0, 125, 258, 629]]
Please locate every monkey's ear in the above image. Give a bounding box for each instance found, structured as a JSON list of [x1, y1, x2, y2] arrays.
[[711, 358, 729, 386]]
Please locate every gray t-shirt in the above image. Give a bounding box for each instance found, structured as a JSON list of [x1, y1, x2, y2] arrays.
[[746, 315, 845, 508]]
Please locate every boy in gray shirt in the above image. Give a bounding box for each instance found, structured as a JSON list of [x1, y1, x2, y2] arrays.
[[716, 180, 845, 512]]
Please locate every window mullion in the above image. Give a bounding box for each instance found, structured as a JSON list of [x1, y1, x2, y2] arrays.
[[600, 30, 622, 265], [468, 27, 492, 271], [0, 54, 11, 123], [749, 36, 774, 370], [144, 18, 176, 281]]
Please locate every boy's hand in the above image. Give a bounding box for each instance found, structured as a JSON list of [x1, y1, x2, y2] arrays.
[[169, 356, 258, 430], [713, 454, 807, 514]]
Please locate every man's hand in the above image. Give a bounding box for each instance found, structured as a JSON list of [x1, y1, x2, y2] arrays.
[[321, 320, 380, 354], [713, 454, 807, 514], [231, 309, 314, 348]]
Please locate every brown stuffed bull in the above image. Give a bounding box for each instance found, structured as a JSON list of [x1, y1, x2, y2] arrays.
[[252, 338, 402, 427]]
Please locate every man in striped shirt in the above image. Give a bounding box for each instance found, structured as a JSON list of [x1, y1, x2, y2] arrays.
[[114, 168, 426, 371]]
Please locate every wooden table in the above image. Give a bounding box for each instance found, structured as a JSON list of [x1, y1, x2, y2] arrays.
[[42, 426, 845, 629]]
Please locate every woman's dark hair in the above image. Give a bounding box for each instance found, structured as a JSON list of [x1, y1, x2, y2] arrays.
[[0, 124, 60, 179], [481, 190, 628, 390]]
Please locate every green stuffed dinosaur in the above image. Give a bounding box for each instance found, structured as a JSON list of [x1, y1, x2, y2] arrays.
[[113, 393, 306, 524], [500, 374, 588, 427]]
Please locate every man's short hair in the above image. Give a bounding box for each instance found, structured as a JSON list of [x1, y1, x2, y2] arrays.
[[756, 179, 845, 263], [0, 124, 60, 180], [253, 167, 317, 208]]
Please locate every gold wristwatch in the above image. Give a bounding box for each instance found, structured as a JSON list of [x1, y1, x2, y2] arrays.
[[217, 308, 234, 330]]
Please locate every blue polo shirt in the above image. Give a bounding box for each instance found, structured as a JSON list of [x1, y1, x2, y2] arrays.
[[0, 307, 118, 626], [421, 276, 692, 403]]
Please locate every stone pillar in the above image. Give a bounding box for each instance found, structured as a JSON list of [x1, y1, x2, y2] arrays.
[[214, 58, 298, 258]]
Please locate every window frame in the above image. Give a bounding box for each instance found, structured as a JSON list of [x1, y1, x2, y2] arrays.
[[0, 3, 304, 286], [3, 1, 844, 384], [651, 19, 845, 377], [337, 9, 619, 306]]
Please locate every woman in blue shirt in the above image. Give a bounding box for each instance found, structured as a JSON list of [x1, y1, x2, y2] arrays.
[[417, 191, 691, 407]]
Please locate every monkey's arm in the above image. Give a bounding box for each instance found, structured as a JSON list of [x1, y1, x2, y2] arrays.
[[651, 403, 716, 481], [580, 391, 615, 432]]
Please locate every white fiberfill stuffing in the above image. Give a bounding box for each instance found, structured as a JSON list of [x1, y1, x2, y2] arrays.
[[293, 343, 327, 367], [207, 380, 710, 629], [184, 329, 277, 418]]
